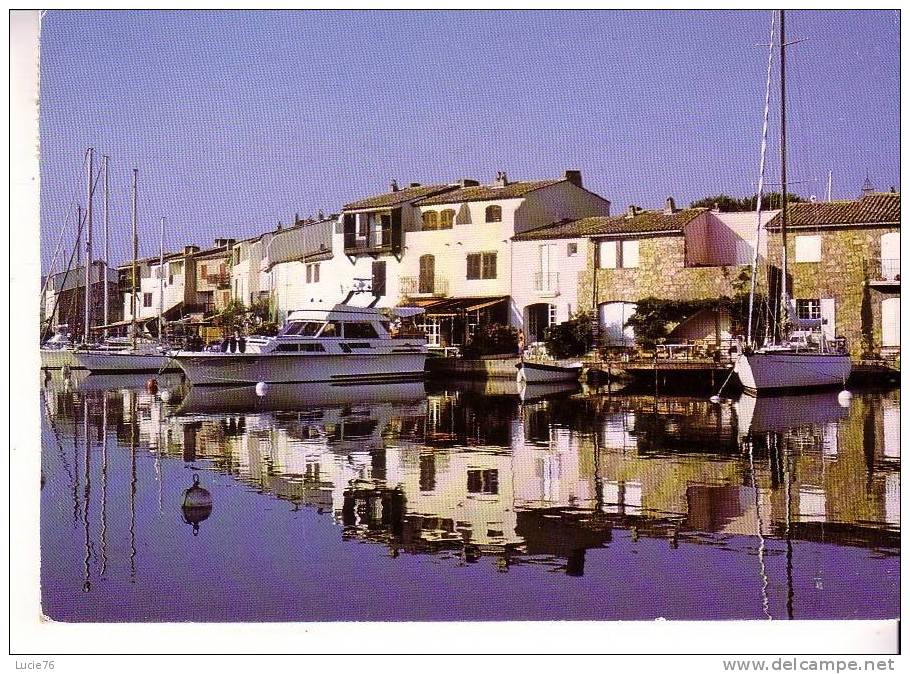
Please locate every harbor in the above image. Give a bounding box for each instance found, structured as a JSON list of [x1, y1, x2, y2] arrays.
[[19, 8, 900, 650]]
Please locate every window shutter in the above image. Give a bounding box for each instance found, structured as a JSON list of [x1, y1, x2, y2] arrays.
[[621, 240, 640, 268], [598, 241, 617, 269], [467, 254, 480, 280], [343, 213, 356, 249], [390, 208, 402, 253], [372, 261, 386, 297]]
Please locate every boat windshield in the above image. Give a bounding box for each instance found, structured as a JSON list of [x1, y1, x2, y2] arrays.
[[281, 321, 323, 337]]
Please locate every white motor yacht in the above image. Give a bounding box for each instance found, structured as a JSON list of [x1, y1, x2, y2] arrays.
[[171, 304, 428, 386]]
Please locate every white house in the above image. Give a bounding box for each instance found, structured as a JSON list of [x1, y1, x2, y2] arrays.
[[262, 217, 335, 321], [335, 171, 611, 346]]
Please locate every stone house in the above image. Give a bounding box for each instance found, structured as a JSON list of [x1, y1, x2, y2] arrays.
[[765, 191, 900, 360], [574, 199, 778, 348], [41, 260, 121, 339]]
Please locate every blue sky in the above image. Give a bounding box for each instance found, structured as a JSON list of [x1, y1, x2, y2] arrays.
[[39, 9, 900, 270]]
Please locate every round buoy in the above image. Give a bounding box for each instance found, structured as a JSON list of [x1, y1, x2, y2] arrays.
[[837, 390, 853, 408], [709, 395, 722, 404], [181, 474, 213, 536], [159, 389, 172, 403], [255, 381, 269, 397], [146, 378, 158, 394]]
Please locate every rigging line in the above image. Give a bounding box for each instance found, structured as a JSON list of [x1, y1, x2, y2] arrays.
[[42, 149, 91, 294], [747, 10, 776, 346], [42, 205, 88, 336]]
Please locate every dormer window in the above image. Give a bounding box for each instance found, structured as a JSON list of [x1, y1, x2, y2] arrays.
[[439, 209, 455, 229], [422, 211, 439, 230], [485, 205, 502, 223]]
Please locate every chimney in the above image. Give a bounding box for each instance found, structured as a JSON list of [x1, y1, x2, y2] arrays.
[[458, 178, 480, 188], [277, 220, 283, 231], [494, 171, 508, 187], [564, 170, 583, 188], [183, 245, 200, 256], [390, 178, 399, 192], [664, 196, 676, 214], [318, 209, 325, 219], [626, 204, 637, 218]]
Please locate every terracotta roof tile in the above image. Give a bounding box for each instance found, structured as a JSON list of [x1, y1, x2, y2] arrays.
[[766, 193, 900, 228], [512, 208, 706, 241], [415, 179, 564, 206], [342, 184, 455, 211]]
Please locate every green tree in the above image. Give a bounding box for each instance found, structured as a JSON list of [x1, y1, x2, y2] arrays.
[[689, 192, 805, 212]]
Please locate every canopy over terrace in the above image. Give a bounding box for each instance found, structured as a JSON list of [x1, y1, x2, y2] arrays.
[[399, 296, 509, 347]]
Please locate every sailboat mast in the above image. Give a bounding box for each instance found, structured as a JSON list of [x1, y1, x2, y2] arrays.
[[778, 9, 789, 339], [102, 155, 110, 337], [747, 11, 776, 346], [84, 147, 94, 343], [131, 168, 139, 350], [158, 216, 165, 343]]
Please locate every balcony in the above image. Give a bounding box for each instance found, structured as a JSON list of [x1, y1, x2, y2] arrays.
[[533, 271, 560, 296], [205, 272, 231, 288], [400, 276, 449, 298], [344, 230, 398, 256], [866, 258, 900, 288]]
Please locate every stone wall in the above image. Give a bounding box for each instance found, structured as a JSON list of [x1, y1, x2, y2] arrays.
[[578, 234, 752, 309], [766, 225, 899, 359]]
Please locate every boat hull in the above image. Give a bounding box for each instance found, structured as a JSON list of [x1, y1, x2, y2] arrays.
[[173, 351, 428, 385], [40, 348, 83, 370], [516, 361, 582, 384], [73, 351, 180, 373], [734, 351, 852, 394]]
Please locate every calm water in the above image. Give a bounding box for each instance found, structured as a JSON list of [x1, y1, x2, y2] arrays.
[[40, 371, 900, 622]]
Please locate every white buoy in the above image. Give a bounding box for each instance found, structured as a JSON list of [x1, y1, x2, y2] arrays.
[[255, 381, 269, 397], [159, 389, 171, 403], [838, 389, 853, 407], [709, 395, 722, 404]]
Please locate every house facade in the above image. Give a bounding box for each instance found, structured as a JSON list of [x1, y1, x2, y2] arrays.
[[262, 217, 336, 321], [41, 260, 122, 339], [333, 171, 610, 347], [120, 246, 199, 326], [576, 200, 777, 349], [405, 171, 611, 346], [765, 191, 900, 360], [192, 239, 236, 315]]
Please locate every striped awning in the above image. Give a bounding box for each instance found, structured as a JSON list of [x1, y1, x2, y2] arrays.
[[401, 296, 509, 317]]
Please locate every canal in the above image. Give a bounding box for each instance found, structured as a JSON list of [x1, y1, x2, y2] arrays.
[[39, 372, 899, 622]]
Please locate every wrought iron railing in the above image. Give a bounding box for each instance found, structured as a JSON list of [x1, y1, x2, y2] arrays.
[[400, 276, 449, 297], [533, 271, 559, 293]]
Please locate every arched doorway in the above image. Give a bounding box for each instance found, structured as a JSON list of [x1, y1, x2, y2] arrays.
[[598, 301, 637, 346]]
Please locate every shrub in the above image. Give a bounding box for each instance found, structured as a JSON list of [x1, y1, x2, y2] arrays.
[[544, 311, 594, 359], [463, 322, 519, 357]]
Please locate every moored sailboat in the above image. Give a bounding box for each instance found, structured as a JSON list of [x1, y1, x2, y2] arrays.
[[733, 10, 851, 395]]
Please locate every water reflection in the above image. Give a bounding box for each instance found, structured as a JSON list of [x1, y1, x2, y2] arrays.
[[40, 371, 899, 622]]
